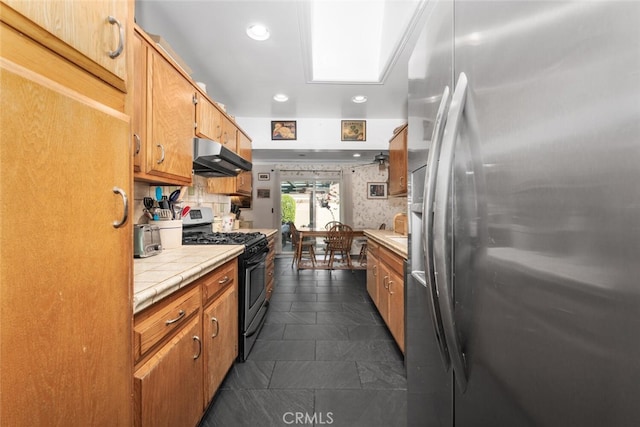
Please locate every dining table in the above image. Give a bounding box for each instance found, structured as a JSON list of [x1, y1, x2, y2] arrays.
[[296, 227, 365, 270]]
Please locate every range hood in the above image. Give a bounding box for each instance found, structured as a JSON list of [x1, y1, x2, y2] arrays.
[[192, 137, 252, 177]]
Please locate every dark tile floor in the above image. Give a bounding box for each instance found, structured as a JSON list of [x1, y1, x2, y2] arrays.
[[199, 257, 407, 427]]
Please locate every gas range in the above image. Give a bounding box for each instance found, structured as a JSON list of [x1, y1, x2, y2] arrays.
[[182, 230, 268, 256], [181, 207, 268, 254], [183, 230, 264, 246], [181, 206, 270, 362]]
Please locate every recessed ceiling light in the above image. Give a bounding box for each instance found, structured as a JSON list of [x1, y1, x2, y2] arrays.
[[273, 93, 289, 102], [352, 95, 367, 103], [353, 153, 361, 158], [246, 24, 270, 41]]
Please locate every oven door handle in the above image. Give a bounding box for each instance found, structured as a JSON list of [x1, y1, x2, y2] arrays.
[[245, 301, 269, 338], [245, 249, 268, 267]]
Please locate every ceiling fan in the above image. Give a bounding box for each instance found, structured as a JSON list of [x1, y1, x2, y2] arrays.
[[373, 152, 389, 170], [351, 152, 389, 171]]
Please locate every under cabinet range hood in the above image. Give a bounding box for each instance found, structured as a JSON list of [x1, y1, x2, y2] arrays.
[[192, 137, 252, 177]]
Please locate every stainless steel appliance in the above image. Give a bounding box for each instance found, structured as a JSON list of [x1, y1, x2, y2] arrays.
[[406, 1, 640, 425], [133, 224, 162, 258], [182, 207, 269, 361], [192, 137, 252, 177]]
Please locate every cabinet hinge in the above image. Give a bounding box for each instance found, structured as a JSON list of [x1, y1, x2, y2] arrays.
[[194, 122, 198, 129], [192, 94, 198, 104]]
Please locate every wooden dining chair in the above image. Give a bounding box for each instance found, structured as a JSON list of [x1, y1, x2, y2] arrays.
[[322, 221, 342, 261], [325, 223, 354, 269], [290, 222, 316, 268]]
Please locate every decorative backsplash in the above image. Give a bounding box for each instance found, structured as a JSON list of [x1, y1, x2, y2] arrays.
[[133, 175, 231, 224]]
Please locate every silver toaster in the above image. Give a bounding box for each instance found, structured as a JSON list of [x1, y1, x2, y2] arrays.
[[133, 224, 162, 258]]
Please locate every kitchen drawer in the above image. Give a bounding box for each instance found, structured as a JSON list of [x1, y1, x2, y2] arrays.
[[379, 246, 403, 276], [367, 239, 380, 257], [201, 259, 237, 304], [134, 285, 201, 362]]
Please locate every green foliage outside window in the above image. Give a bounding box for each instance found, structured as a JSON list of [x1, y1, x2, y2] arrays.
[[281, 194, 295, 224]]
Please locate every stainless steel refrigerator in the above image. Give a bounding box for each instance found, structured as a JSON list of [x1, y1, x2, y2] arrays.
[[406, 1, 640, 426]]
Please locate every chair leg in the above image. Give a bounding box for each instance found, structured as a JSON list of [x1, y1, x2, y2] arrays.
[[309, 246, 316, 267]]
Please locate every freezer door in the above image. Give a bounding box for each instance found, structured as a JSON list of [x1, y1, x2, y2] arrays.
[[406, 0, 455, 426], [452, 1, 640, 426]]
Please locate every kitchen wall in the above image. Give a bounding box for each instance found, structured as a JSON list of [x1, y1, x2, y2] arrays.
[[237, 117, 403, 152], [239, 163, 407, 231]]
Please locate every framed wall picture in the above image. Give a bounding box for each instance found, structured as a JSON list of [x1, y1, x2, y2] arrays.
[[271, 121, 297, 140], [257, 189, 271, 199], [257, 172, 270, 181], [341, 120, 366, 141], [367, 182, 388, 199]]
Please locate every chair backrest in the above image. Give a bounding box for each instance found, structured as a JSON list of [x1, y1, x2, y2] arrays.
[[324, 221, 342, 230], [289, 222, 300, 246], [327, 223, 353, 250]]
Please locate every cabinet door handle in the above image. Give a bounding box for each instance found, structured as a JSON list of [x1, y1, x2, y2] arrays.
[[218, 276, 230, 285], [156, 144, 165, 164], [388, 280, 394, 295], [112, 186, 128, 228], [193, 335, 202, 360], [210, 316, 219, 338], [165, 309, 185, 325], [107, 16, 124, 59], [373, 265, 377, 277], [133, 133, 141, 155]]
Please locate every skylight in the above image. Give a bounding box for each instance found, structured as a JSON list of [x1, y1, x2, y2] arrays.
[[301, 0, 424, 84]]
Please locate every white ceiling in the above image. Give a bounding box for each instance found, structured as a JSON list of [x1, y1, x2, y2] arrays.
[[134, 0, 425, 164]]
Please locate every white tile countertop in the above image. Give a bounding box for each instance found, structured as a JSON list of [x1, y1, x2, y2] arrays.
[[133, 228, 277, 314], [364, 229, 408, 259], [133, 245, 244, 313]]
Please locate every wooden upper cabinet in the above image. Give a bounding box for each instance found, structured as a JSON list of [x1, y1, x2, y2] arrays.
[[221, 117, 238, 153], [132, 30, 146, 173], [237, 131, 252, 161], [146, 46, 194, 184], [1, 0, 128, 91], [194, 93, 223, 142], [388, 124, 408, 196]]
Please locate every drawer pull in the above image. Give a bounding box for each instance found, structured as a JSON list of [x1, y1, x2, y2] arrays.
[[218, 276, 230, 285], [165, 309, 185, 325], [210, 317, 219, 338], [193, 335, 202, 360]]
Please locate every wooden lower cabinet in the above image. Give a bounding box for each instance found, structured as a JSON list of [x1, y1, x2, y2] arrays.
[[204, 284, 238, 406], [133, 259, 239, 427], [266, 234, 276, 301], [366, 240, 380, 307], [367, 240, 405, 353], [134, 315, 203, 427]]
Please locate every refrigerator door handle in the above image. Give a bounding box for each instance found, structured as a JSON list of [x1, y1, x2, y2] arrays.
[[433, 72, 469, 392], [421, 84, 452, 370]]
